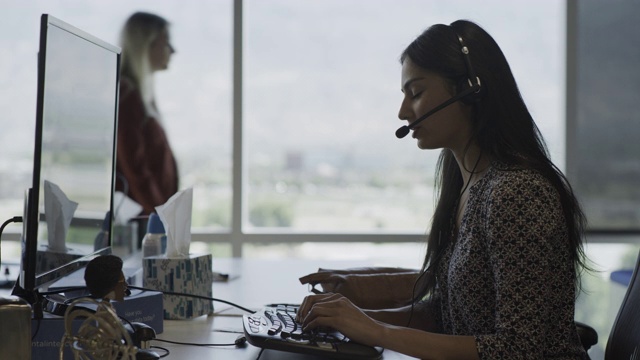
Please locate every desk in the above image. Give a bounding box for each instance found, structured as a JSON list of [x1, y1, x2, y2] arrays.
[[0, 255, 615, 359], [156, 258, 415, 359]]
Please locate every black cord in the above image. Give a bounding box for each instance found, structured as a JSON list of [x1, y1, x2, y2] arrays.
[[125, 286, 253, 349], [150, 345, 170, 358], [31, 318, 41, 341], [119, 313, 134, 328], [154, 338, 238, 347], [0, 216, 23, 288], [30, 273, 256, 350], [256, 347, 266, 360], [128, 285, 256, 314], [42, 285, 256, 315], [0, 216, 23, 240], [0, 217, 47, 338]]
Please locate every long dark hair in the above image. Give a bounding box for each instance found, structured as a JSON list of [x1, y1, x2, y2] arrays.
[[402, 20, 589, 301]]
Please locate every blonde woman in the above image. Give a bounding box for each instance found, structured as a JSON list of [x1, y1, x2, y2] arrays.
[[116, 12, 178, 214]]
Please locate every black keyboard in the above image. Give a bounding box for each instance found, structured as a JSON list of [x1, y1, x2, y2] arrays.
[[243, 304, 384, 360]]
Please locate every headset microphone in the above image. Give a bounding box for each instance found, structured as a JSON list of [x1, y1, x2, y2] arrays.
[[395, 83, 480, 139]]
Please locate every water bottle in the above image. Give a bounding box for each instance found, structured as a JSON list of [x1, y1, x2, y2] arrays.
[[142, 213, 165, 257]]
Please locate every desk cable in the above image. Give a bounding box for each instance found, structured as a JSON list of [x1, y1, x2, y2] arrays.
[[125, 286, 255, 355], [0, 216, 22, 289], [127, 285, 256, 314], [0, 216, 42, 338], [41, 285, 253, 357], [0, 216, 22, 239]]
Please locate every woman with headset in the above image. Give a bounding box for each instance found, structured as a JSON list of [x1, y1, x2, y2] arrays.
[[297, 20, 589, 359]]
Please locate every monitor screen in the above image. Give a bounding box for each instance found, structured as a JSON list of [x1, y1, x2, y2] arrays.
[[16, 14, 120, 298]]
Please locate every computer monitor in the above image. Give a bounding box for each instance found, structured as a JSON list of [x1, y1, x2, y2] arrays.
[[13, 14, 121, 305]]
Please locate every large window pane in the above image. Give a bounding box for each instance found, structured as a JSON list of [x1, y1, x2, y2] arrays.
[[570, 0, 640, 231], [0, 1, 233, 236], [244, 0, 565, 232]]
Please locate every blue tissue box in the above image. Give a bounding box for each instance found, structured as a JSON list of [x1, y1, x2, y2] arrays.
[[142, 253, 214, 319]]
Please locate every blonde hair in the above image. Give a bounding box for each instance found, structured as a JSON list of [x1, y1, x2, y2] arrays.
[[119, 12, 169, 116]]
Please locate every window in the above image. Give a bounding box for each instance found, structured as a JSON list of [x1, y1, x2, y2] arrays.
[[244, 0, 565, 233], [0, 1, 233, 232], [1, 1, 565, 259], [0, 1, 232, 261]]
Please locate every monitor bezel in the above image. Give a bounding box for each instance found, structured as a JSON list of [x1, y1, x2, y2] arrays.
[[15, 14, 121, 300]]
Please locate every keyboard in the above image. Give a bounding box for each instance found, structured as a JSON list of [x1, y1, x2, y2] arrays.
[[243, 304, 384, 360]]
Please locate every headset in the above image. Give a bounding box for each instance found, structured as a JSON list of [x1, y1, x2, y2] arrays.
[[395, 30, 484, 139], [455, 33, 483, 104]]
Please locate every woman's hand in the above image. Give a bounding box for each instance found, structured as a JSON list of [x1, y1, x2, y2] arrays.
[[296, 293, 385, 347], [299, 269, 418, 309], [297, 293, 480, 360]]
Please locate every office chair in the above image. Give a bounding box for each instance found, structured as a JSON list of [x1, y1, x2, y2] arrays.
[[603, 249, 640, 360], [576, 321, 598, 356]]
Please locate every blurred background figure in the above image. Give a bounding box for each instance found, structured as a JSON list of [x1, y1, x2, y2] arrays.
[[116, 12, 178, 215]]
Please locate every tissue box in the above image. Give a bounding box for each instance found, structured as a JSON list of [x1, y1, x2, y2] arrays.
[[36, 245, 84, 274], [142, 253, 214, 319]]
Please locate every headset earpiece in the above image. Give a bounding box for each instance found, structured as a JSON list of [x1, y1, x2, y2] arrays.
[[457, 77, 483, 105], [455, 34, 483, 104]]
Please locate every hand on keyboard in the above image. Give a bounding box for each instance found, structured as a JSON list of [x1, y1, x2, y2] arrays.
[[243, 304, 383, 360]]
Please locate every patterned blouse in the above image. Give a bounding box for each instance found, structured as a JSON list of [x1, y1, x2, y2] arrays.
[[430, 163, 587, 359]]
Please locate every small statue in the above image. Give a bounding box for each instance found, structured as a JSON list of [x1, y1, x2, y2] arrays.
[[84, 255, 128, 302]]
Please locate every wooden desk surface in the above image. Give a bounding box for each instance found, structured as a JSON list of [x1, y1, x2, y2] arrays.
[[156, 257, 415, 359]]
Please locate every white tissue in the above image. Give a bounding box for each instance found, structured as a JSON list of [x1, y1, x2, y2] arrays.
[[44, 180, 78, 252], [113, 191, 143, 224], [155, 188, 193, 258]]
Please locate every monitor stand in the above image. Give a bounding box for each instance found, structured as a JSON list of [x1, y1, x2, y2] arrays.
[[10, 279, 43, 319]]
